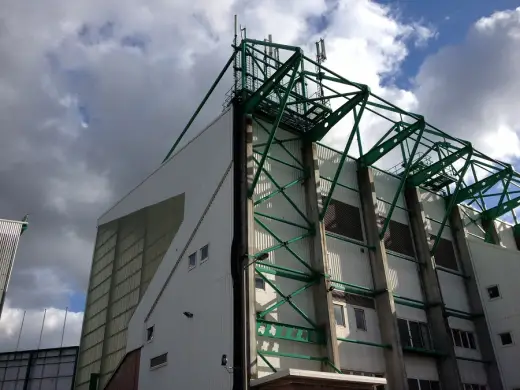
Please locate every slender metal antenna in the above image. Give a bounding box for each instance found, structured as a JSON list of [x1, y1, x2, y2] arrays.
[[37, 309, 46, 350], [15, 310, 25, 351], [60, 307, 68, 348], [315, 38, 327, 104]]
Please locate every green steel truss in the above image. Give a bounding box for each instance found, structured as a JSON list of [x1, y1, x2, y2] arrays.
[[162, 37, 520, 372]]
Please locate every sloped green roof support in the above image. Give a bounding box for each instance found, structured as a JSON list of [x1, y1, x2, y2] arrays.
[[481, 195, 520, 221], [359, 118, 425, 168], [408, 145, 472, 187], [304, 88, 369, 142], [454, 166, 513, 204]]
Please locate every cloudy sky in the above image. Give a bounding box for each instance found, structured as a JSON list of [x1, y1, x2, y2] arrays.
[[1, 0, 519, 351]]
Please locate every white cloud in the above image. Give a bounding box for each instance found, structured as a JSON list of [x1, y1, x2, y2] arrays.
[[0, 302, 82, 352], [414, 7, 520, 163]]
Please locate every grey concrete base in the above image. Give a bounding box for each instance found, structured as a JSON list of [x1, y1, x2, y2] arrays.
[[405, 187, 462, 390], [357, 165, 408, 390], [450, 206, 504, 390], [303, 141, 341, 371]]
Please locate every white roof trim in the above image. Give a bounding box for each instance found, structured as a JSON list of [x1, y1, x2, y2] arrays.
[[250, 368, 387, 387]]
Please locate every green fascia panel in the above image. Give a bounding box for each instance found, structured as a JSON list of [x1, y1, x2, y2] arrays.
[[304, 89, 369, 142], [243, 51, 301, 114], [407, 145, 472, 187], [256, 319, 325, 344], [359, 118, 425, 168], [481, 195, 520, 221], [455, 167, 512, 203]]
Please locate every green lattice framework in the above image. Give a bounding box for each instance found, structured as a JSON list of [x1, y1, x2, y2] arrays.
[[162, 38, 520, 369]]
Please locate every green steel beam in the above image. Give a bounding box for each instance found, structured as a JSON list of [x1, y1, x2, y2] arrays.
[[454, 166, 512, 204], [319, 96, 368, 221], [255, 264, 313, 283], [481, 194, 520, 221], [359, 118, 425, 168], [407, 145, 472, 186], [257, 351, 277, 373], [243, 51, 301, 114], [304, 88, 369, 142], [257, 319, 325, 344], [337, 337, 391, 349], [162, 52, 236, 163]]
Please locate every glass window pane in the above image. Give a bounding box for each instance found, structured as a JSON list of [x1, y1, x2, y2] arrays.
[[500, 332, 513, 346], [42, 363, 59, 377], [419, 379, 430, 389], [487, 285, 500, 299], [58, 362, 74, 376], [398, 319, 410, 347], [409, 321, 423, 348], [17, 366, 26, 380], [15, 380, 25, 390], [334, 305, 345, 326], [408, 378, 419, 390], [420, 323, 432, 350], [56, 377, 72, 390], [28, 379, 41, 390], [255, 277, 265, 290], [30, 364, 43, 378], [40, 378, 56, 390], [188, 252, 196, 268], [354, 308, 366, 331], [5, 367, 18, 381], [200, 244, 209, 261], [430, 381, 440, 390], [461, 331, 470, 348], [453, 329, 462, 347], [3, 381, 16, 390], [467, 332, 476, 349]]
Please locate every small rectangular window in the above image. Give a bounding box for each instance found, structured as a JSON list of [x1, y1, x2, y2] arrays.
[[188, 252, 196, 269], [419, 380, 430, 390], [461, 331, 470, 348], [398, 319, 411, 347], [255, 276, 265, 290], [354, 308, 366, 331], [487, 285, 500, 299], [420, 323, 432, 350], [334, 304, 345, 327], [499, 332, 513, 346], [407, 379, 419, 390], [430, 381, 440, 390], [146, 326, 154, 342], [409, 321, 423, 348], [453, 329, 462, 347], [200, 244, 209, 262], [150, 353, 167, 369], [467, 332, 476, 349]]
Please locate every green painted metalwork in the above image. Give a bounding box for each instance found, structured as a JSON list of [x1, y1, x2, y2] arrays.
[[481, 194, 520, 221], [257, 351, 278, 373], [257, 319, 325, 344], [337, 337, 391, 349], [454, 166, 512, 204], [304, 89, 369, 142]]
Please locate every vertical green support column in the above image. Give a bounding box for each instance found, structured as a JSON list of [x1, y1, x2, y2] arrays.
[[357, 165, 409, 390], [245, 115, 258, 378], [404, 187, 463, 390], [302, 140, 341, 371], [449, 206, 504, 390]]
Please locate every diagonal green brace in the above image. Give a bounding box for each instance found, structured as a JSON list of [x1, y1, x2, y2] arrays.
[[481, 194, 520, 221], [304, 88, 369, 142], [359, 118, 425, 168], [407, 145, 472, 186], [454, 166, 512, 204]]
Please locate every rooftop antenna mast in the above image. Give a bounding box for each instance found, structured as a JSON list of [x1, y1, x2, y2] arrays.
[[315, 38, 327, 104]]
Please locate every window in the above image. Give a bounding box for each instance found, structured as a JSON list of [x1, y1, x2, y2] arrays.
[[451, 328, 477, 350], [499, 332, 513, 346], [408, 378, 440, 390], [200, 244, 209, 262], [188, 252, 196, 269], [146, 326, 154, 342], [354, 308, 366, 331], [487, 285, 500, 300], [255, 276, 265, 290], [431, 235, 458, 270], [334, 304, 345, 326], [382, 219, 415, 257], [150, 353, 167, 369], [398, 318, 432, 349], [464, 384, 487, 390], [323, 199, 364, 241]]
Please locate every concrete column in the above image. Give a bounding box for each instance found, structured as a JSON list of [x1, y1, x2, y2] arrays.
[[449, 206, 504, 390], [302, 140, 341, 371], [357, 165, 408, 390], [245, 116, 258, 379], [404, 187, 463, 390], [481, 218, 501, 246]]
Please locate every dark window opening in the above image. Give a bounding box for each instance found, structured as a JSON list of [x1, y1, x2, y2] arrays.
[[399, 318, 431, 349], [431, 235, 458, 270], [467, 332, 476, 349], [146, 326, 154, 342], [200, 244, 209, 261], [499, 332, 513, 346], [255, 277, 265, 290], [323, 198, 364, 242], [334, 305, 345, 327], [354, 308, 366, 331], [453, 329, 462, 347], [188, 252, 196, 269], [398, 319, 411, 347], [382, 219, 415, 257], [487, 285, 500, 299], [150, 353, 167, 368]]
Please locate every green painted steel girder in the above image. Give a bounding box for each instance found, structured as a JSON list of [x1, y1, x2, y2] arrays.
[[243, 50, 301, 114], [359, 118, 425, 168], [407, 145, 472, 187], [481, 195, 520, 221], [256, 319, 325, 344], [454, 166, 513, 204], [304, 88, 369, 142]]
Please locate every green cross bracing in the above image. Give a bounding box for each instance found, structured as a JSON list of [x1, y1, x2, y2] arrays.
[[161, 37, 520, 371]]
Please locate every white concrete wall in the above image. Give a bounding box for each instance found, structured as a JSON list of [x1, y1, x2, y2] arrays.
[[99, 109, 236, 390], [420, 190, 453, 240], [327, 237, 373, 290], [373, 170, 409, 225], [468, 238, 520, 389], [404, 356, 439, 381], [387, 255, 423, 302], [495, 220, 517, 249]]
